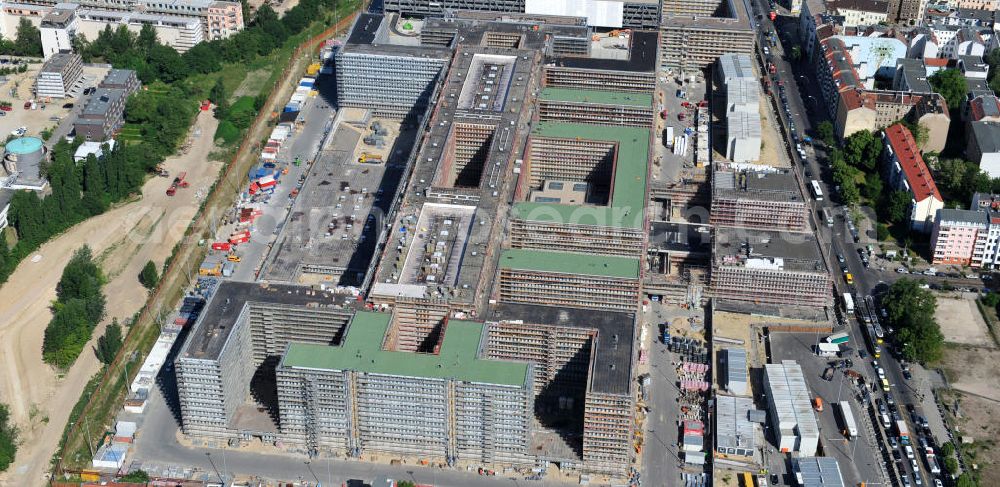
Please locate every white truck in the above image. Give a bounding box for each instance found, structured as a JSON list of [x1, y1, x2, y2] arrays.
[[838, 401, 858, 439], [816, 342, 840, 357]]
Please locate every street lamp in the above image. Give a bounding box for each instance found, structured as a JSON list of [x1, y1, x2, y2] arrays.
[[205, 452, 224, 485], [304, 460, 321, 486]]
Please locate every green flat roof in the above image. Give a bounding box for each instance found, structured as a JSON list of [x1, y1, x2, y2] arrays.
[[510, 202, 643, 229], [525, 121, 649, 229], [282, 312, 529, 387], [538, 87, 653, 107], [500, 248, 639, 279]]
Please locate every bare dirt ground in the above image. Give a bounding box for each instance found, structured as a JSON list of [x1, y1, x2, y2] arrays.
[[939, 346, 1000, 486], [0, 110, 221, 486], [935, 295, 994, 347], [0, 65, 108, 138], [759, 98, 788, 168]]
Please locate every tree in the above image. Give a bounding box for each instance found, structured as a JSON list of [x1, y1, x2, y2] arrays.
[[944, 456, 960, 475], [95, 318, 122, 365], [790, 45, 802, 62], [956, 473, 978, 487], [884, 191, 913, 225], [43, 246, 107, 368], [120, 470, 150, 483], [863, 172, 883, 200], [209, 78, 229, 120], [843, 130, 880, 171], [139, 260, 158, 290], [397, 482, 415, 487], [817, 121, 835, 146], [876, 223, 890, 241], [941, 441, 956, 457], [904, 120, 929, 148], [14, 18, 42, 57], [930, 68, 969, 109], [0, 403, 16, 472], [884, 278, 944, 363]]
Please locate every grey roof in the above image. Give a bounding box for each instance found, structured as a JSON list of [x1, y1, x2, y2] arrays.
[[794, 457, 846, 487], [41, 8, 75, 27], [713, 169, 804, 203], [715, 394, 756, 454], [828, 0, 888, 13], [549, 31, 658, 73], [81, 88, 124, 117], [936, 208, 988, 226], [715, 228, 826, 273], [895, 59, 933, 93], [491, 303, 634, 396], [40, 52, 79, 74], [180, 281, 343, 360], [966, 78, 993, 98], [101, 69, 136, 88], [971, 121, 1000, 154]]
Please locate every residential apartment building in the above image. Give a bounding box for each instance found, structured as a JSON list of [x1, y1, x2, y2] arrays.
[[711, 229, 833, 309], [73, 69, 140, 141], [816, 36, 951, 150], [659, 0, 755, 73], [2, 0, 240, 51], [930, 208, 989, 265], [763, 361, 819, 457], [967, 121, 1000, 177], [710, 167, 808, 232], [828, 0, 889, 27], [882, 124, 944, 232], [39, 8, 76, 59], [717, 54, 762, 163], [886, 0, 928, 25], [34, 51, 82, 99]]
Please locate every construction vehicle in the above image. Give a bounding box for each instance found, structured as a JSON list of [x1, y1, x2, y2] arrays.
[[166, 171, 189, 196], [306, 62, 321, 76], [358, 152, 384, 164]]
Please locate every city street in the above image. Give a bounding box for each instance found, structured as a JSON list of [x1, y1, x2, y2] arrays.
[[755, 3, 961, 486]]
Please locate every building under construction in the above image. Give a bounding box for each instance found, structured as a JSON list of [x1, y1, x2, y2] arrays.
[[214, 10, 658, 479], [711, 228, 833, 309], [659, 0, 755, 73], [382, 0, 662, 30], [488, 304, 636, 477], [276, 311, 534, 465], [710, 167, 809, 232]]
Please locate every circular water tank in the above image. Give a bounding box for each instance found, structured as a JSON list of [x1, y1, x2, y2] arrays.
[[5, 136, 45, 169]]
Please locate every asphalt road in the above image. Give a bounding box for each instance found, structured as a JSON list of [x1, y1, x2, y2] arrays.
[[641, 319, 684, 486]]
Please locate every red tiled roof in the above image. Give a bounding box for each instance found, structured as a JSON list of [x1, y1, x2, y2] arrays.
[[925, 58, 950, 67], [884, 123, 940, 202]]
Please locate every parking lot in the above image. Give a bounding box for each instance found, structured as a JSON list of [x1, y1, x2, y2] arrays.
[[767, 331, 888, 487]]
